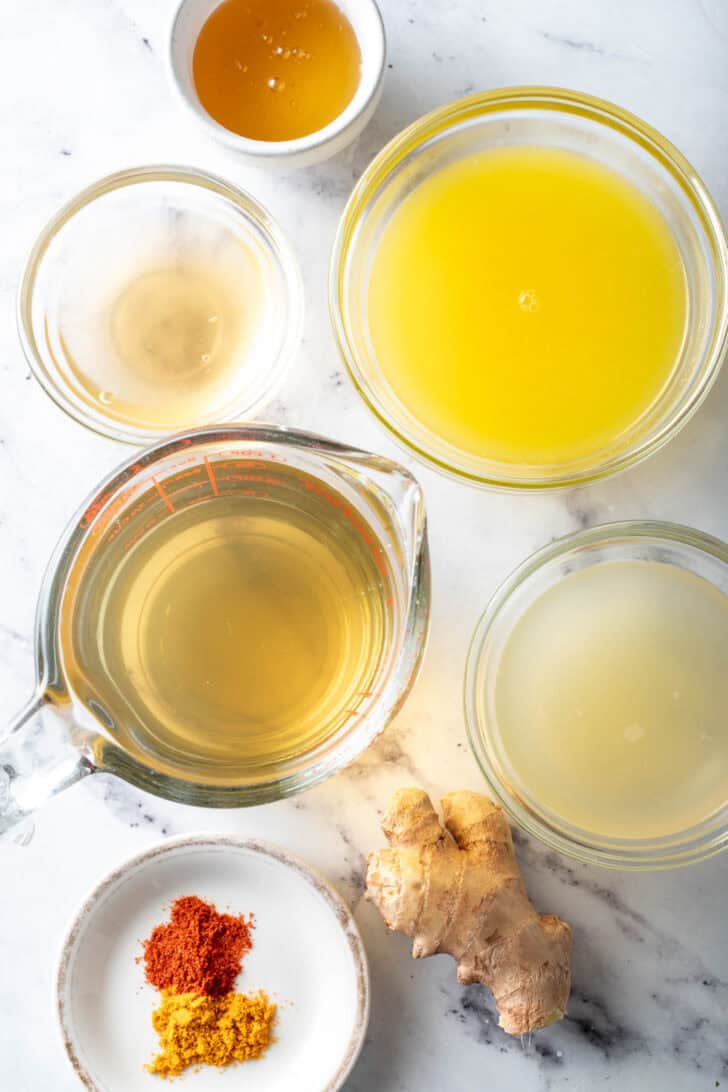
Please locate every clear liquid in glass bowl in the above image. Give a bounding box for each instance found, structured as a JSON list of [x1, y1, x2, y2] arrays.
[[18, 166, 303, 444]]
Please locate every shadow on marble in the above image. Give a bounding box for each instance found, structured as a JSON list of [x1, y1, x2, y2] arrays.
[[563, 351, 728, 537]]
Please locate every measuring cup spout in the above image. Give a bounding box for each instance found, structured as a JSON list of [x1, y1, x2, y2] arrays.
[[379, 465, 428, 587], [0, 693, 94, 842], [336, 449, 428, 585]]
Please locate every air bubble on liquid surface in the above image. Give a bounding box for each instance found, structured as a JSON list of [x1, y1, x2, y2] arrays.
[[518, 289, 539, 313], [267, 77, 286, 92], [99, 390, 114, 405]]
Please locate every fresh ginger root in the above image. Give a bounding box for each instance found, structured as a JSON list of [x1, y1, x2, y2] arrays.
[[366, 788, 571, 1036]]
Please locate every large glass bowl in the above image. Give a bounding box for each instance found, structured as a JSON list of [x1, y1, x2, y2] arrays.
[[465, 521, 728, 869], [330, 87, 728, 490]]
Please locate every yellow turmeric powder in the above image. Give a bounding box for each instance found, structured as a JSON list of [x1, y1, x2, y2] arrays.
[[147, 990, 276, 1078]]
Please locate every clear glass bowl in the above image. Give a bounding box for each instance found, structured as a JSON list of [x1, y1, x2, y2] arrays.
[[330, 87, 728, 490], [18, 166, 303, 444], [465, 521, 728, 869]]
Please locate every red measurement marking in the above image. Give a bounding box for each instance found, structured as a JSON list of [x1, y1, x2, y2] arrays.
[[204, 456, 219, 496], [127, 514, 159, 550], [301, 477, 392, 582], [174, 466, 203, 481], [80, 491, 112, 528], [153, 477, 175, 513]]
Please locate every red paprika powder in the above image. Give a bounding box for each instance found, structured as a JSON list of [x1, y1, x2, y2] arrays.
[[143, 895, 254, 996]]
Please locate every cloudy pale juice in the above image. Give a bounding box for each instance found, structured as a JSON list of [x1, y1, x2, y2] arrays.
[[493, 561, 728, 840]]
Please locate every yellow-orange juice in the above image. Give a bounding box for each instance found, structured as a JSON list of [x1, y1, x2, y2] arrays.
[[368, 146, 687, 467]]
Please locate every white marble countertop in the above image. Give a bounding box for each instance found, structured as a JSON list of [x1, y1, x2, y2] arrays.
[[2, 1, 728, 1089]]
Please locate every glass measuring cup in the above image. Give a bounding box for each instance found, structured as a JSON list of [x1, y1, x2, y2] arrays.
[[0, 425, 430, 838]]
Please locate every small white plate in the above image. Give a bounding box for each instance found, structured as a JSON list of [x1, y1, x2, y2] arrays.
[[57, 835, 369, 1091]]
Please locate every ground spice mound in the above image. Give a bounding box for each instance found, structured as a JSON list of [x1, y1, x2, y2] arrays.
[[143, 895, 254, 996], [146, 990, 276, 1078]]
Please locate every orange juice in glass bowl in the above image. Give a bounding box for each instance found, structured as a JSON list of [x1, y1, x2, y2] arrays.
[[331, 87, 728, 490]]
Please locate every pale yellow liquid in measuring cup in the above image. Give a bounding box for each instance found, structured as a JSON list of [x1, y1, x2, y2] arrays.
[[61, 464, 390, 782], [494, 561, 728, 839]]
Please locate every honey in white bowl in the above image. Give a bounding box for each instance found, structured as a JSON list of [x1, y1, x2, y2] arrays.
[[193, 0, 361, 141]]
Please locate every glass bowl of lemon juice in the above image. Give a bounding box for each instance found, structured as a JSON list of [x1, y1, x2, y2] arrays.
[[465, 521, 728, 869], [331, 87, 728, 489]]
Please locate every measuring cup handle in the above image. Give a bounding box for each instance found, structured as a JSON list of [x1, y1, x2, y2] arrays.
[[0, 693, 94, 843]]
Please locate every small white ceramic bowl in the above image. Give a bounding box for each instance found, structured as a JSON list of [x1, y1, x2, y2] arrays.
[[169, 0, 386, 168], [57, 836, 370, 1091]]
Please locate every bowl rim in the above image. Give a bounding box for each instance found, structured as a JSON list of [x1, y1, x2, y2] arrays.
[[16, 163, 304, 445], [330, 85, 728, 491], [55, 833, 370, 1091], [464, 518, 728, 869], [167, 0, 387, 158]]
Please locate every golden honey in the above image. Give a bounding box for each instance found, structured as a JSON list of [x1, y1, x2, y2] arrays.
[[193, 0, 361, 141]]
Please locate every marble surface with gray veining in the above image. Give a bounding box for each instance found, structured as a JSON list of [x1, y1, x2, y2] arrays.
[[1, 1, 728, 1089]]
